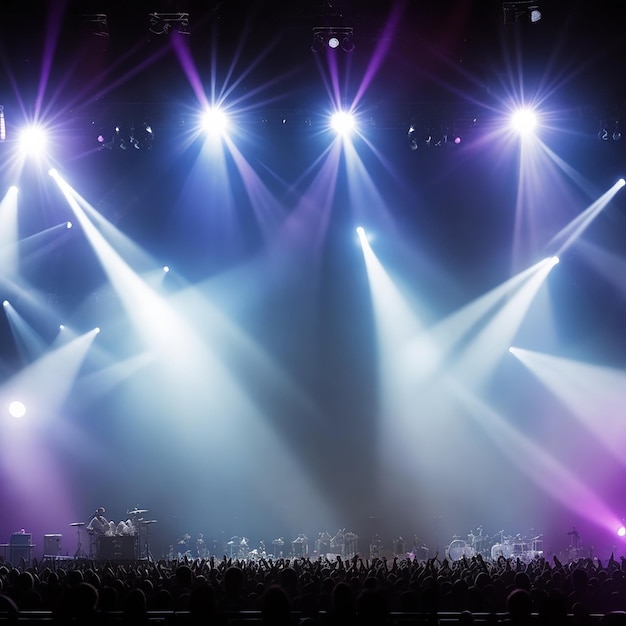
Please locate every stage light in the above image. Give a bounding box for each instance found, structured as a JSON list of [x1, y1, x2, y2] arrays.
[[341, 34, 355, 52], [141, 123, 154, 149], [8, 400, 26, 418], [612, 122, 621, 141], [201, 106, 229, 134], [95, 327, 101, 334], [311, 27, 354, 53], [331, 111, 355, 135], [66, 221, 73, 229], [408, 124, 418, 150], [18, 125, 48, 157], [0, 105, 5, 142], [598, 123, 609, 141], [551, 256, 560, 266], [81, 13, 109, 40], [618, 526, 626, 537], [8, 185, 18, 194], [163, 266, 170, 273], [148, 12, 190, 37], [311, 34, 325, 53], [356, 226, 365, 237], [59, 324, 65, 330], [510, 108, 537, 135], [48, 168, 58, 177], [618, 178, 625, 188], [2, 300, 8, 307], [503, 1, 542, 23], [129, 126, 141, 150]]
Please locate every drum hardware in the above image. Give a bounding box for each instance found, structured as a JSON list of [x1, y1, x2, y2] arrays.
[[139, 520, 156, 561], [70, 522, 88, 559], [127, 509, 149, 516], [226, 536, 240, 559]]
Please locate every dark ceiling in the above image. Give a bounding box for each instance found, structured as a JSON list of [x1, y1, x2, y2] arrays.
[[2, 0, 626, 116]]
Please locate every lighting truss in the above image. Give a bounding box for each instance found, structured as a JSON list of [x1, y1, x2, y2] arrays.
[[502, 1, 542, 23], [148, 12, 190, 37], [80, 14, 109, 39], [311, 27, 355, 52]]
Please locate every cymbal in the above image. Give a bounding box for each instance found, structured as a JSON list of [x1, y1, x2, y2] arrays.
[[128, 509, 148, 515], [70, 522, 85, 526]]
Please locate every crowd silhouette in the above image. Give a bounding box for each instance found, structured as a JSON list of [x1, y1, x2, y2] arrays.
[[1, 553, 626, 625]]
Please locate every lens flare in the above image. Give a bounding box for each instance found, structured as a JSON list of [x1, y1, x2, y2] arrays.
[[201, 107, 229, 134], [8, 401, 26, 418], [331, 111, 355, 135], [510, 108, 537, 135], [19, 125, 48, 157]]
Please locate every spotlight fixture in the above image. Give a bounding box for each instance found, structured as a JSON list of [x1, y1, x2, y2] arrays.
[[407, 119, 464, 151], [408, 124, 418, 151], [598, 119, 621, 142], [148, 12, 190, 37], [81, 14, 109, 39], [311, 27, 354, 53], [0, 105, 5, 142], [598, 122, 609, 141], [503, 1, 542, 23], [613, 121, 622, 141]]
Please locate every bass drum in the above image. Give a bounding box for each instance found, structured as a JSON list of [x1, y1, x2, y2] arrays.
[[491, 542, 514, 560], [448, 539, 475, 561]]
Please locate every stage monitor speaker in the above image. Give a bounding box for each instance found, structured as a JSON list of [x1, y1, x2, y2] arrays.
[[44, 534, 62, 556]]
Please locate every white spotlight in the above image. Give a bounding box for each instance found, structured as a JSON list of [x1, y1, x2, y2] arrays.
[[328, 36, 340, 49], [95, 327, 101, 334], [48, 168, 58, 178], [59, 324, 65, 330], [618, 178, 625, 188], [331, 111, 355, 135], [550, 256, 560, 266], [201, 106, 229, 134], [8, 401, 26, 418], [356, 226, 365, 237], [618, 526, 626, 538], [66, 221, 73, 229], [510, 108, 537, 135], [163, 265, 170, 273], [2, 300, 8, 307], [19, 125, 48, 157], [8, 185, 18, 194]]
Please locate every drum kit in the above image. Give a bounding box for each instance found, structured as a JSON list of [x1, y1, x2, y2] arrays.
[[69, 507, 157, 561], [445, 529, 544, 562]]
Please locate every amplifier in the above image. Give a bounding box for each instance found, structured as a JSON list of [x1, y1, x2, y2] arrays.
[[44, 534, 62, 556], [9, 532, 33, 565]]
